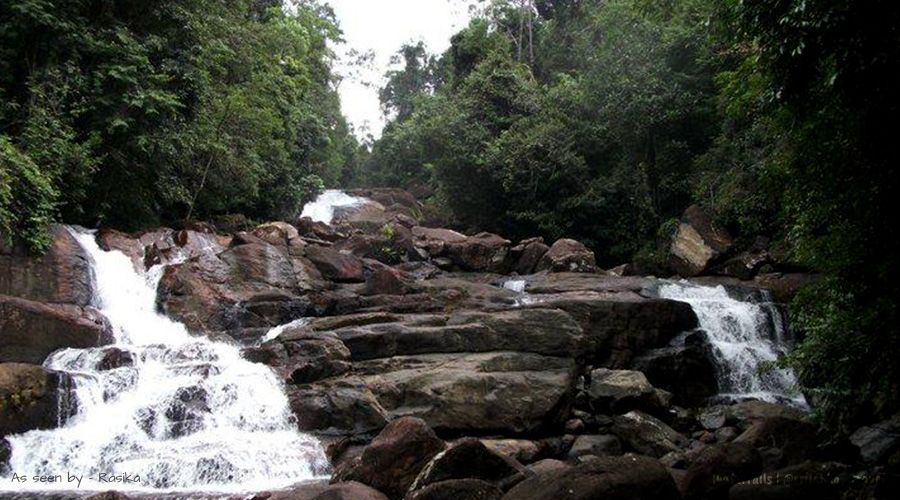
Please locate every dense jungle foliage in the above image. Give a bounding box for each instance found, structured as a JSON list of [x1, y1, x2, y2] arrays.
[[357, 0, 900, 431], [1, 0, 897, 432], [0, 0, 358, 245]]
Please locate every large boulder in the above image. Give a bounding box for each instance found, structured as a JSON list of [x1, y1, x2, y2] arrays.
[[587, 368, 667, 415], [288, 376, 389, 437], [305, 245, 365, 283], [411, 438, 523, 491], [733, 416, 820, 470], [0, 224, 93, 305], [669, 205, 733, 277], [0, 363, 70, 436], [268, 481, 390, 500], [156, 238, 322, 333], [332, 416, 446, 499], [631, 333, 718, 407], [680, 442, 763, 500], [850, 413, 900, 464], [409, 479, 502, 500], [503, 454, 680, 500], [356, 352, 577, 435], [519, 290, 698, 368], [1, 295, 113, 364], [567, 434, 623, 460], [536, 239, 598, 273], [610, 411, 688, 457], [511, 238, 549, 275], [447, 233, 512, 273], [243, 329, 351, 384], [412, 226, 468, 257], [728, 461, 850, 500]]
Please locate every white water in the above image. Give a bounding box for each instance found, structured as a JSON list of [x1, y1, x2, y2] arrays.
[[659, 281, 806, 406], [261, 318, 311, 344], [502, 279, 527, 293], [300, 189, 368, 224], [2, 230, 328, 493]]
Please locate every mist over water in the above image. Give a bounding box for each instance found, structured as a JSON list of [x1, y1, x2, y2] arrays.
[[2, 229, 328, 494]]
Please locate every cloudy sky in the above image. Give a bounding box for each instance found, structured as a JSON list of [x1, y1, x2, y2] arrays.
[[326, 0, 473, 138]]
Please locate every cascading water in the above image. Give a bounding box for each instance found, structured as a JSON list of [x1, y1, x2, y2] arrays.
[[2, 229, 328, 494], [300, 190, 367, 225], [658, 281, 806, 407]]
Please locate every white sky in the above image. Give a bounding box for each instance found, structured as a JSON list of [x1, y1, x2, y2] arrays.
[[326, 0, 473, 139]]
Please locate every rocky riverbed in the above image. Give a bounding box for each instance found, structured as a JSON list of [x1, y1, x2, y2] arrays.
[[1, 189, 897, 499]]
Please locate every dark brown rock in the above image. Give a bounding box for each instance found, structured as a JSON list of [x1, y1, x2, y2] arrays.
[[332, 417, 446, 499], [567, 434, 623, 459], [512, 239, 549, 275], [0, 224, 93, 305], [1, 294, 112, 364], [306, 245, 365, 283], [681, 442, 763, 500], [411, 226, 468, 257], [503, 454, 680, 500], [631, 333, 718, 407], [412, 438, 523, 490], [0, 363, 70, 436], [734, 416, 819, 470], [536, 239, 598, 273], [587, 368, 667, 415], [447, 233, 512, 273], [409, 479, 503, 500]]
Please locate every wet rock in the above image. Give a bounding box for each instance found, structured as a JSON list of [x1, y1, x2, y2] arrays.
[[725, 400, 808, 430], [409, 479, 502, 500], [681, 442, 762, 500], [164, 385, 209, 438], [305, 245, 365, 283], [412, 438, 523, 491], [1, 295, 113, 364], [536, 239, 598, 273], [669, 205, 733, 277], [850, 413, 900, 464], [96, 347, 135, 371], [0, 363, 69, 435], [503, 454, 680, 500], [0, 224, 93, 305], [479, 439, 543, 464], [332, 417, 445, 499], [610, 411, 688, 458], [699, 406, 728, 430], [567, 434, 623, 459]]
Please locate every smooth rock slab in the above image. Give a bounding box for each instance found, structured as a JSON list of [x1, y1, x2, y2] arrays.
[[356, 351, 577, 435]]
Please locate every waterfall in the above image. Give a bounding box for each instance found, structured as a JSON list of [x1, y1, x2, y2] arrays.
[[300, 190, 367, 225], [658, 281, 807, 407], [2, 229, 328, 494]]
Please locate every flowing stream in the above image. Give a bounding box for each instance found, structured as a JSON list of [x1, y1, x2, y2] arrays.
[[658, 281, 806, 406], [2, 230, 328, 494]]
